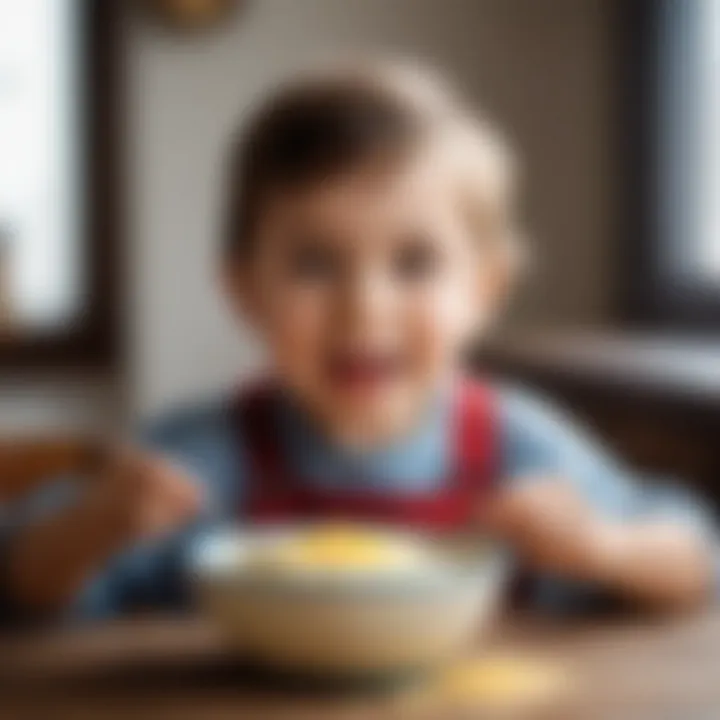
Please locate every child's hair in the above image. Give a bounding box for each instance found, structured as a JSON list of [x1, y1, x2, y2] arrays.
[[223, 59, 524, 277]]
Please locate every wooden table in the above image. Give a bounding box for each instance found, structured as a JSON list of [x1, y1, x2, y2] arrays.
[[3, 612, 720, 719]]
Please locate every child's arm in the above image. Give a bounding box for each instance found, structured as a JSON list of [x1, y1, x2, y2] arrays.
[[3, 450, 201, 615], [491, 387, 718, 613], [484, 479, 713, 612]]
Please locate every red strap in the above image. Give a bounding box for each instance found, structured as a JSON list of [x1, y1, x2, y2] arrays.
[[236, 378, 496, 528], [236, 382, 300, 517], [237, 383, 285, 487], [453, 379, 497, 494]]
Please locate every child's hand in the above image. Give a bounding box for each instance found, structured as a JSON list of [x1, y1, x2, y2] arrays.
[[86, 447, 203, 543], [7, 448, 203, 612], [481, 479, 617, 581]]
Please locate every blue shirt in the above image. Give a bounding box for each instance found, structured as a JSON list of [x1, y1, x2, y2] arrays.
[[2, 382, 717, 622]]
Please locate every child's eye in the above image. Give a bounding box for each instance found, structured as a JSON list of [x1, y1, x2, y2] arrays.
[[286, 242, 339, 281], [393, 235, 441, 281]]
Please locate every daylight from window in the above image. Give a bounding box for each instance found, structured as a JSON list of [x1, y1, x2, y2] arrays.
[[697, 0, 720, 280], [0, 0, 81, 332]]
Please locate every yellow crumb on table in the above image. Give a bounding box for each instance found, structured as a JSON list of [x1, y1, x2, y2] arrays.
[[392, 655, 574, 717], [440, 655, 571, 706]]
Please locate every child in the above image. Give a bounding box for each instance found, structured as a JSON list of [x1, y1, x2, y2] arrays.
[[1, 61, 717, 623]]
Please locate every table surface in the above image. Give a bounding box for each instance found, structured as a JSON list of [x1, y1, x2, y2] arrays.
[[3, 611, 720, 720]]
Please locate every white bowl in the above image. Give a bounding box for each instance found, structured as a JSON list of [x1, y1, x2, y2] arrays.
[[189, 526, 508, 676]]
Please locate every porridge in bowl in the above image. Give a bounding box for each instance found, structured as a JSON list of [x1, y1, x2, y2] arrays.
[[243, 523, 448, 576]]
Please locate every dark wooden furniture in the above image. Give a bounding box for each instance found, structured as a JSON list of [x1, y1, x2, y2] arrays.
[[3, 612, 720, 718], [479, 333, 720, 506]]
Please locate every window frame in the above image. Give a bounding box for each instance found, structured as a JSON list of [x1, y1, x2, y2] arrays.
[[0, 0, 122, 369], [618, 0, 720, 331]]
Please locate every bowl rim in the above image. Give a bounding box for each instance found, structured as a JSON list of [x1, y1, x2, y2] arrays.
[[187, 524, 510, 599]]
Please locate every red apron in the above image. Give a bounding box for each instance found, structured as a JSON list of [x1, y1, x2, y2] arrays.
[[235, 380, 497, 531]]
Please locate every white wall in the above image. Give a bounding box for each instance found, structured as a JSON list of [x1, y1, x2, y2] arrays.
[[126, 0, 615, 419]]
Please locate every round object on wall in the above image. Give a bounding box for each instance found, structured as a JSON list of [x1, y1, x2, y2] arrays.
[[144, 0, 242, 32]]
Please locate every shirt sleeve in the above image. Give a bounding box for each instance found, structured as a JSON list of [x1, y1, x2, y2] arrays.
[[0, 399, 244, 627], [497, 384, 720, 613]]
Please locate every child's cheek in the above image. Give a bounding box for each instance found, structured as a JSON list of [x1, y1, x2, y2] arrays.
[[264, 286, 328, 381], [410, 282, 478, 366]]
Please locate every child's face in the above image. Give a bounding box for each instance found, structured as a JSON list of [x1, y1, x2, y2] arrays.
[[231, 152, 498, 445]]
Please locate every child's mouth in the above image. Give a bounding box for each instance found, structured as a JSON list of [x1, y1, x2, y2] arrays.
[[326, 351, 403, 392]]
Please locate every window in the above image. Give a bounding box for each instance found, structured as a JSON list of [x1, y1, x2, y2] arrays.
[[623, 0, 720, 328], [0, 0, 83, 331], [0, 0, 119, 366], [693, 1, 720, 281], [658, 0, 720, 287]]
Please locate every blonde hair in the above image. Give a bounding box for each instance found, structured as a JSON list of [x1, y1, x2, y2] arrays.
[[225, 58, 524, 282]]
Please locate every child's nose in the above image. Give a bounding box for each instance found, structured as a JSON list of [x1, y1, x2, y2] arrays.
[[338, 271, 393, 331]]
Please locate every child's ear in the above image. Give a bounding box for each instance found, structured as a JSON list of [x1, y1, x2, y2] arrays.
[[477, 230, 527, 316], [221, 262, 261, 327]]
